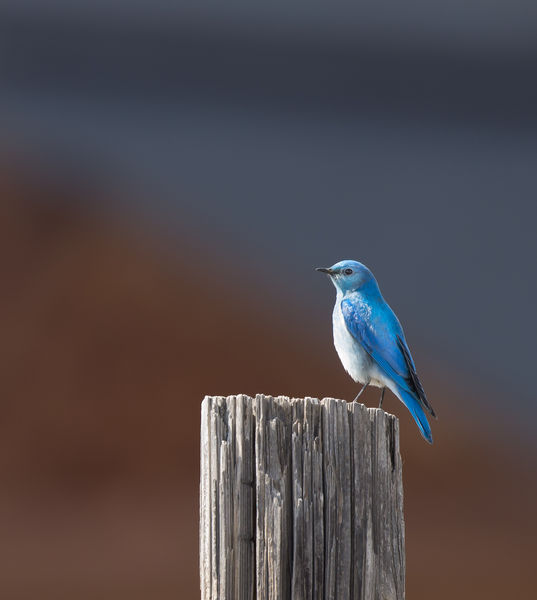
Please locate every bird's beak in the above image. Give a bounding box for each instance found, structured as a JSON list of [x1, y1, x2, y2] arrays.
[[316, 267, 335, 275]]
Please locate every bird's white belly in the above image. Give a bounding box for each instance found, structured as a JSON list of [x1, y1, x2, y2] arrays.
[[332, 301, 387, 388]]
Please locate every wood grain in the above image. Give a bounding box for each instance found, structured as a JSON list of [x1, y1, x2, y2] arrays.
[[200, 395, 405, 600]]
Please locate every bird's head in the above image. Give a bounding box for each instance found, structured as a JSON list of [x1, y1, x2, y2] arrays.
[[316, 260, 376, 294]]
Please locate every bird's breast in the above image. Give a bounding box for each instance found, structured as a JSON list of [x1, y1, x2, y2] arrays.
[[332, 300, 373, 384]]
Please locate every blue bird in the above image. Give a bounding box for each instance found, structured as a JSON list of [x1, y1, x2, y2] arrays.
[[317, 260, 436, 443]]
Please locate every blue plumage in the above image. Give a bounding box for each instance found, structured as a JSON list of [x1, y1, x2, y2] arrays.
[[317, 260, 436, 443]]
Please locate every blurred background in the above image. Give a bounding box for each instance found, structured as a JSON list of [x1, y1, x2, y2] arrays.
[[1, 1, 536, 598]]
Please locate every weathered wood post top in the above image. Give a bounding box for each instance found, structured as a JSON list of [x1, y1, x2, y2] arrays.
[[200, 394, 405, 600]]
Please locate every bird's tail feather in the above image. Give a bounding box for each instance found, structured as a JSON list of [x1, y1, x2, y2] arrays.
[[398, 388, 433, 444]]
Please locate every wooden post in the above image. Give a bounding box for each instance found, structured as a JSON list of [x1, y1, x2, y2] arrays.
[[200, 394, 405, 600]]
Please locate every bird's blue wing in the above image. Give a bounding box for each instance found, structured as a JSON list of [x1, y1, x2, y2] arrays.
[[340, 297, 410, 393], [341, 296, 435, 442]]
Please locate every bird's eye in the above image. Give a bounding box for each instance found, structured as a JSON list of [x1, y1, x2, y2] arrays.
[[344, 268, 353, 275]]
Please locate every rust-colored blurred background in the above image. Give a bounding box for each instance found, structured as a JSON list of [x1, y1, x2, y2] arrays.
[[1, 3, 536, 599], [1, 171, 536, 599]]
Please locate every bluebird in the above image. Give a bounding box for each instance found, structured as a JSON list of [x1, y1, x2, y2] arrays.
[[317, 260, 436, 443]]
